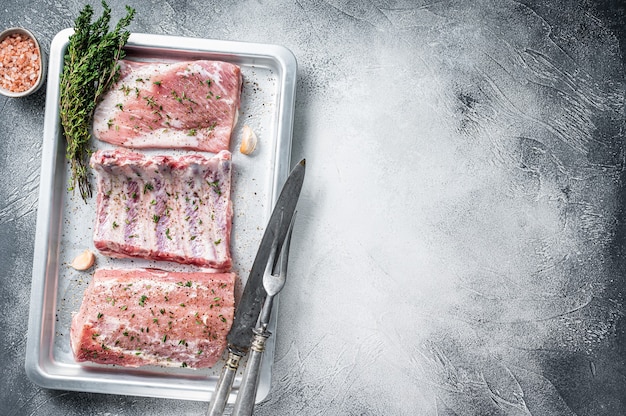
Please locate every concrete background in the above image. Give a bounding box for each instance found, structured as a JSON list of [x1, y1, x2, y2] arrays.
[[1, 0, 625, 415]]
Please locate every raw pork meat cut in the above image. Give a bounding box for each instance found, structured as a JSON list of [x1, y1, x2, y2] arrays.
[[70, 268, 235, 368], [90, 149, 232, 269], [93, 60, 242, 152]]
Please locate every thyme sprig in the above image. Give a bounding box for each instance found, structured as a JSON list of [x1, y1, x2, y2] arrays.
[[60, 1, 135, 201]]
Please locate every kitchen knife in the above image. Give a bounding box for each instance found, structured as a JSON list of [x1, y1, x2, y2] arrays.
[[207, 159, 306, 416]]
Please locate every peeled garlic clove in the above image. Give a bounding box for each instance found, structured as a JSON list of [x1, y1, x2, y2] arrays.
[[240, 125, 258, 155], [71, 249, 96, 271]]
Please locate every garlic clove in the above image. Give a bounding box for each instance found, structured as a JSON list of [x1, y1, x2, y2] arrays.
[[240, 125, 258, 155], [71, 249, 96, 271]]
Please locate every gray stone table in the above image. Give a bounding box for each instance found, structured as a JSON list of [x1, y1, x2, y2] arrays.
[[1, 0, 625, 415]]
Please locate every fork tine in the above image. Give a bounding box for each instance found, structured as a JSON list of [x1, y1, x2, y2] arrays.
[[277, 211, 296, 278], [265, 209, 283, 276]]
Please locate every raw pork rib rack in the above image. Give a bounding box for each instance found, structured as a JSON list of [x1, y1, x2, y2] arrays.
[[93, 59, 242, 153], [90, 149, 233, 270], [71, 268, 235, 368]]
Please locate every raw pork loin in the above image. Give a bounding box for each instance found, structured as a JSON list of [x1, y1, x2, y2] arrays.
[[93, 60, 242, 152], [70, 268, 235, 368], [90, 149, 232, 269]]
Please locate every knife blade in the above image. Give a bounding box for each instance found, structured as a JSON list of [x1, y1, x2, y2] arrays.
[[207, 159, 306, 415]]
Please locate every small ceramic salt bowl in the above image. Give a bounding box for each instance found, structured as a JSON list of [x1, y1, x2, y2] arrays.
[[0, 27, 46, 98]]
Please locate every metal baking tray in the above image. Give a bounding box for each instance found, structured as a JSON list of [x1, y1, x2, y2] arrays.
[[26, 28, 297, 402]]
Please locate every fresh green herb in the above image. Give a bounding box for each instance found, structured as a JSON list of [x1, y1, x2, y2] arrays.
[[214, 239, 221, 245], [144, 95, 157, 108], [181, 91, 191, 102], [153, 80, 161, 86], [97, 312, 103, 319], [153, 214, 160, 223], [171, 90, 183, 103], [59, 2, 135, 201], [112, 221, 119, 229], [185, 281, 192, 287], [165, 228, 172, 240], [144, 182, 154, 193], [207, 180, 221, 195], [139, 294, 148, 306], [162, 334, 167, 342]]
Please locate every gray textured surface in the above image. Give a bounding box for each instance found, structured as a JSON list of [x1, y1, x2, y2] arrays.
[[2, 0, 625, 415]]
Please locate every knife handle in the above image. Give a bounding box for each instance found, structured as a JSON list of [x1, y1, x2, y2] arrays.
[[231, 329, 270, 416], [208, 352, 242, 416]]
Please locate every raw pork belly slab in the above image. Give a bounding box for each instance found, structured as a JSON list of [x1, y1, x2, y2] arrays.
[[70, 268, 235, 368], [91, 149, 233, 269], [93, 59, 242, 152]]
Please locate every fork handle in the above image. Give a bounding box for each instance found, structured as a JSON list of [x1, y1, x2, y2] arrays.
[[208, 351, 242, 416], [232, 329, 270, 416]]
